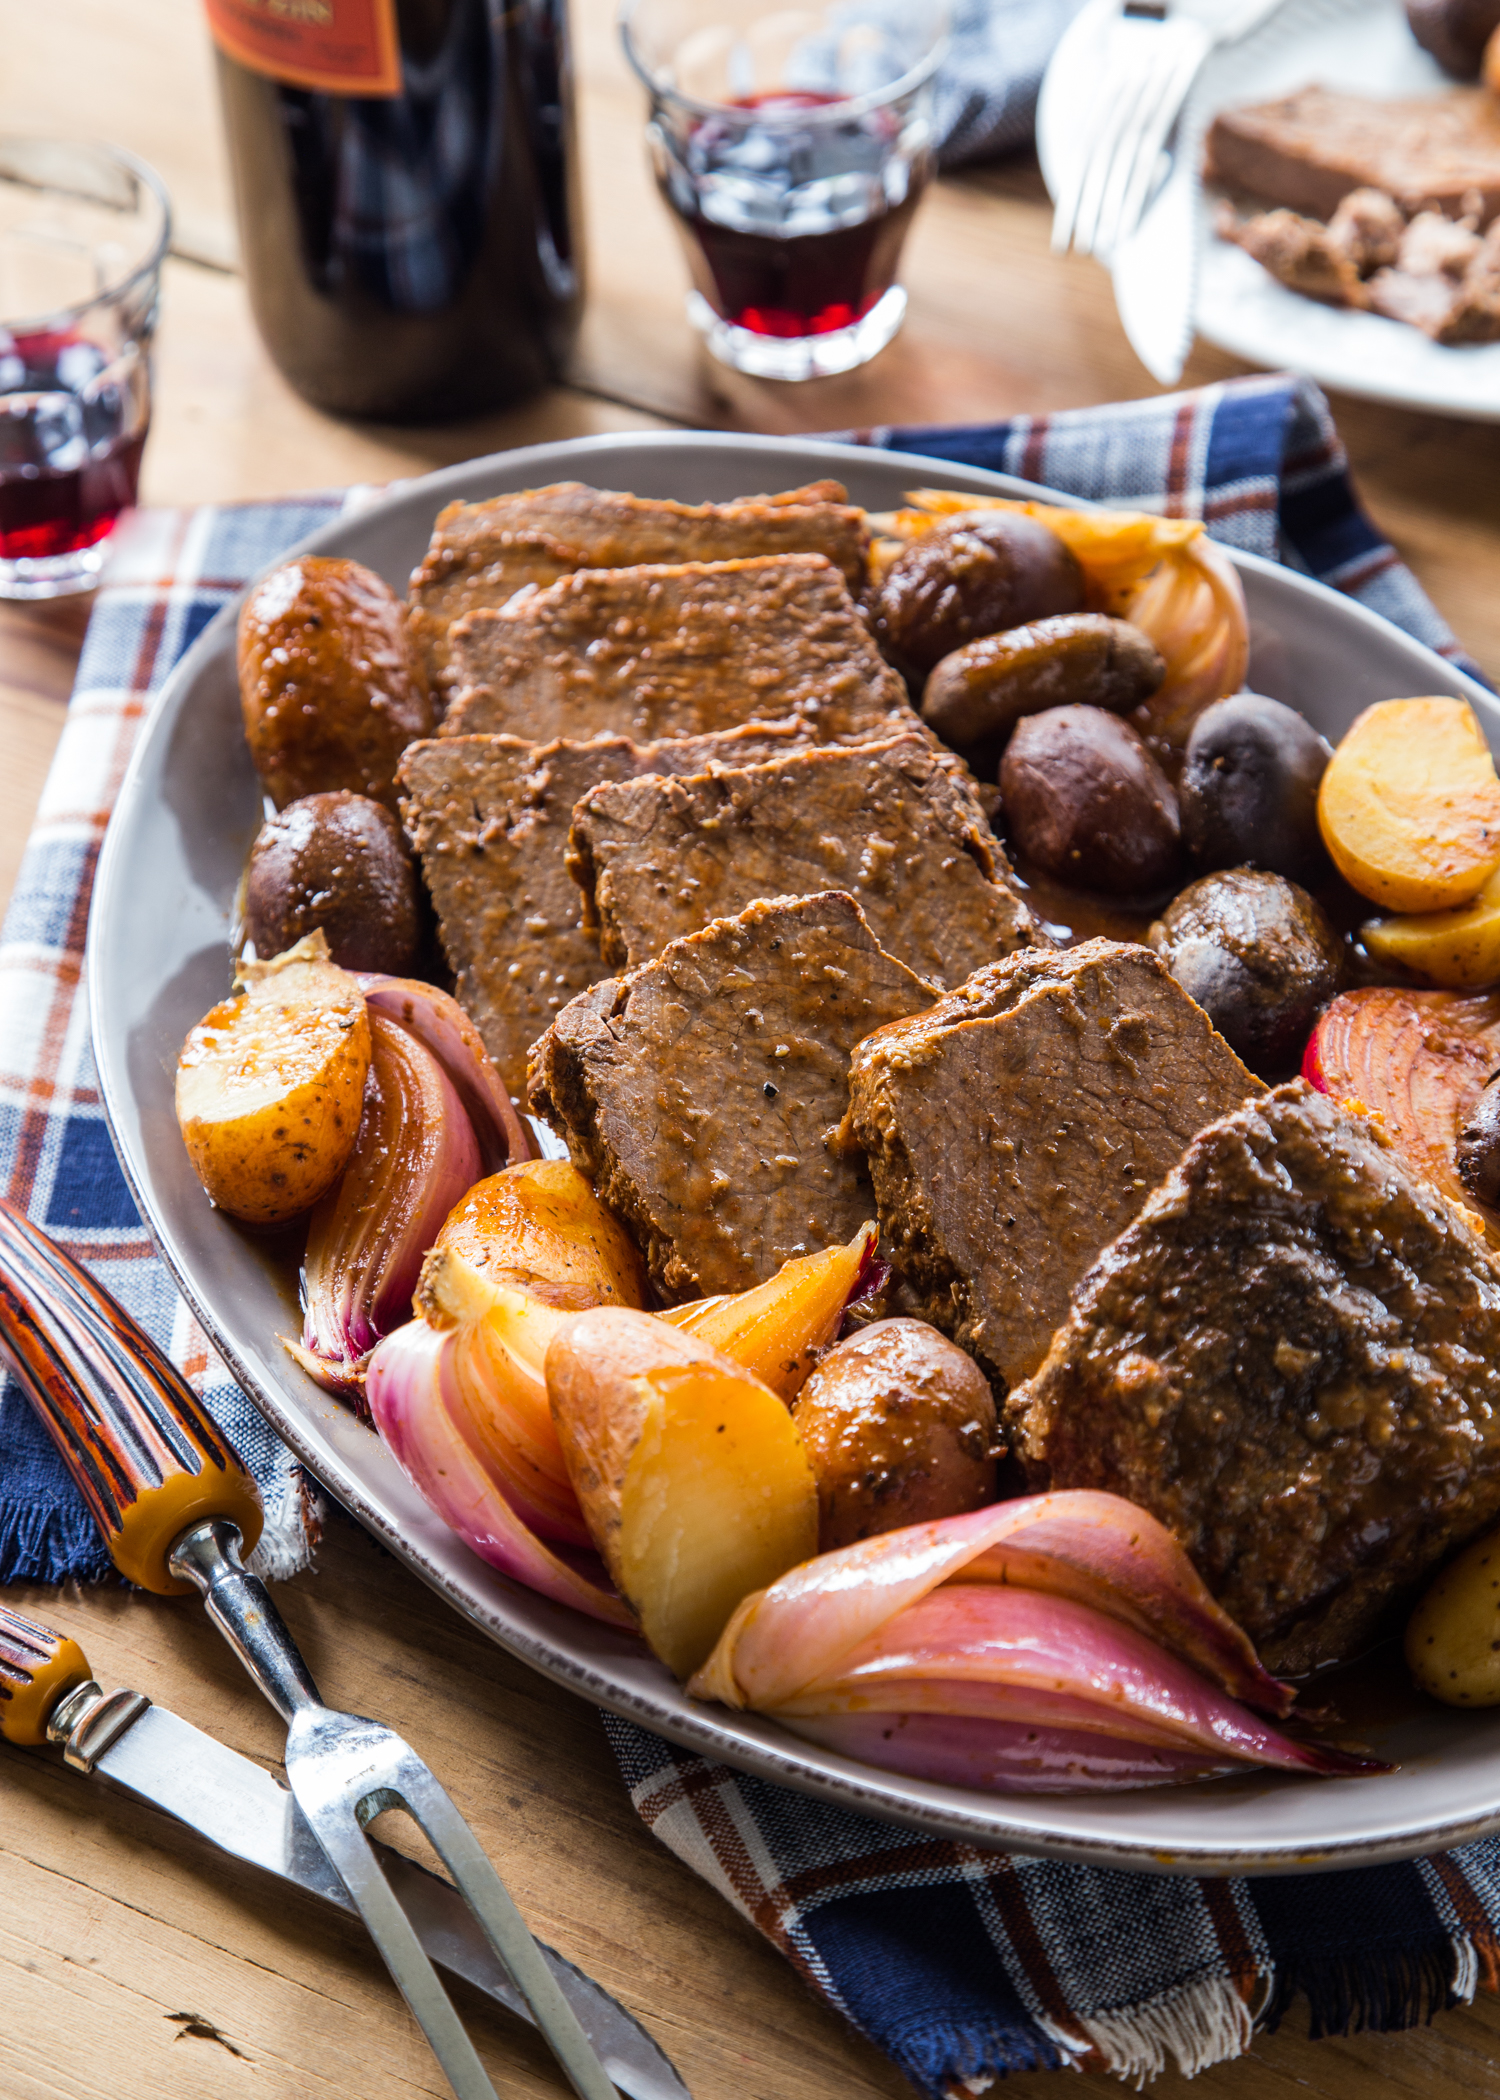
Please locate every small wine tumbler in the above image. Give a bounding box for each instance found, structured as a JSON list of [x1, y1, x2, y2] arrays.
[[621, 0, 949, 382], [0, 139, 169, 599]]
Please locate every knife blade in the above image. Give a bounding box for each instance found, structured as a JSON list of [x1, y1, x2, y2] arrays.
[[1110, 135, 1202, 385], [46, 1696, 688, 2100]]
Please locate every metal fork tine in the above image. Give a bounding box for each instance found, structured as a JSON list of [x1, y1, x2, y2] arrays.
[[1069, 43, 1159, 257], [292, 1710, 621, 2100], [394, 1751, 623, 2100], [298, 1777, 506, 2100], [1094, 29, 1208, 256]]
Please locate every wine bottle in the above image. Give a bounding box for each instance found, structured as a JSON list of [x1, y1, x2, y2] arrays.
[[204, 0, 583, 421]]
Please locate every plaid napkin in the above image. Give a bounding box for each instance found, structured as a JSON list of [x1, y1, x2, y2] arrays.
[[2, 372, 1496, 2096]]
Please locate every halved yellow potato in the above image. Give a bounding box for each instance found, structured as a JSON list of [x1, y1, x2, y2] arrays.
[[1363, 867, 1500, 990], [546, 1307, 818, 1677], [175, 932, 370, 1224], [1406, 1520, 1500, 1706], [1318, 698, 1500, 913]]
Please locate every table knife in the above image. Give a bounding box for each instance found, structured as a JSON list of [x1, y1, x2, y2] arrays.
[[0, 1600, 688, 2100]]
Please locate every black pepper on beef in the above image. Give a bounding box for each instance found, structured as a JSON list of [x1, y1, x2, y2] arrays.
[[441, 555, 914, 746], [406, 479, 869, 701], [528, 890, 937, 1302], [567, 734, 1039, 986], [846, 940, 1261, 1393], [1009, 1081, 1500, 1675], [398, 723, 816, 1095]]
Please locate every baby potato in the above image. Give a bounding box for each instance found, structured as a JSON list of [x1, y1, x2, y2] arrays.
[[244, 791, 423, 974], [1150, 869, 1344, 1077], [1179, 692, 1332, 887], [1407, 1519, 1500, 1705], [1363, 866, 1500, 990], [873, 512, 1085, 675], [1318, 697, 1500, 913], [791, 1319, 999, 1552], [921, 614, 1164, 772], [1000, 704, 1183, 893], [238, 555, 432, 811], [176, 934, 371, 1224]]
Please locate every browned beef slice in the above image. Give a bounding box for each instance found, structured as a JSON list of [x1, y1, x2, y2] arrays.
[[528, 891, 937, 1301], [846, 939, 1260, 1394], [441, 555, 914, 746], [399, 722, 817, 1095], [1207, 86, 1500, 225], [568, 735, 1038, 986], [1009, 1081, 1500, 1675], [407, 480, 869, 696]]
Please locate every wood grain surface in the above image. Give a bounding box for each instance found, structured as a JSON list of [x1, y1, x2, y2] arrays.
[[4, 0, 1500, 2092]]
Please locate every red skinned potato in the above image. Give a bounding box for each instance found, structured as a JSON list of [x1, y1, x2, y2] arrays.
[[244, 792, 422, 974], [791, 1319, 999, 1551], [238, 555, 431, 811], [1000, 704, 1183, 893], [546, 1308, 818, 1677]]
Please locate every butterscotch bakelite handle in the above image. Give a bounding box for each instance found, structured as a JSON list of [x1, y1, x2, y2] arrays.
[[0, 1201, 264, 1594], [0, 1601, 91, 1746]]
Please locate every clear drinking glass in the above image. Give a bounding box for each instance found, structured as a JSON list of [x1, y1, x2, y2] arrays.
[[620, 0, 948, 382], [0, 139, 170, 599]]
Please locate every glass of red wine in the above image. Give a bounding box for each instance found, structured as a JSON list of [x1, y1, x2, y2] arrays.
[[0, 140, 170, 599], [621, 0, 948, 382]]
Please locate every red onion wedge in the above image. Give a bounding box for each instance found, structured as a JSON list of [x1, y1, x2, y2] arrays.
[[689, 1495, 1388, 1792], [357, 975, 533, 1173], [367, 1310, 630, 1625], [288, 1012, 481, 1399]]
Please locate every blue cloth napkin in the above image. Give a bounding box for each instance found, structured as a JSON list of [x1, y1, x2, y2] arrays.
[[2, 373, 1496, 2097]]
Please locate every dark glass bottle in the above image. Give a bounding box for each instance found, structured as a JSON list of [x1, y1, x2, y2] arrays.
[[211, 0, 582, 422]]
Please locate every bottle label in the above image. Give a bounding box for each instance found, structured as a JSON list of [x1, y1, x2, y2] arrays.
[[204, 0, 402, 96]]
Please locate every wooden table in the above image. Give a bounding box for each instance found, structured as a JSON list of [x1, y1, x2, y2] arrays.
[[5, 3, 1500, 2094]]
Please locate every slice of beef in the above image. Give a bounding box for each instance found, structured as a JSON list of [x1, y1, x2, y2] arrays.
[[407, 480, 869, 698], [846, 939, 1260, 1394], [528, 891, 937, 1301], [1206, 86, 1500, 226], [1009, 1081, 1500, 1675], [442, 555, 914, 746], [568, 735, 1038, 986], [399, 721, 817, 1094]]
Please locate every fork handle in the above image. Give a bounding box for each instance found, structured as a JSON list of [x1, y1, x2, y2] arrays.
[[168, 1516, 323, 1721], [0, 1200, 264, 1593]]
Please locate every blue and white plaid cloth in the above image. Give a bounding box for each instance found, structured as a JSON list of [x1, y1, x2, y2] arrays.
[[2, 374, 1496, 2096]]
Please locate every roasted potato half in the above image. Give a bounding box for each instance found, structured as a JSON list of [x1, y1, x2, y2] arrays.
[[546, 1307, 818, 1677], [1407, 1519, 1500, 1705], [791, 1318, 999, 1551], [175, 933, 370, 1225]]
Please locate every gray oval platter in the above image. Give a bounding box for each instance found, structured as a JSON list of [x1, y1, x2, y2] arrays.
[[88, 429, 1500, 1875]]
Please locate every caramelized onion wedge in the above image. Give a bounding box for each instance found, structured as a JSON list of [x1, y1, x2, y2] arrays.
[[661, 1223, 881, 1400], [1304, 986, 1500, 1248], [357, 975, 533, 1172], [289, 1012, 480, 1397], [367, 1315, 630, 1625], [688, 1495, 1385, 1792], [789, 1714, 1238, 1793]]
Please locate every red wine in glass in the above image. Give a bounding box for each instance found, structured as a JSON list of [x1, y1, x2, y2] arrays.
[[0, 330, 145, 564], [674, 93, 923, 339]]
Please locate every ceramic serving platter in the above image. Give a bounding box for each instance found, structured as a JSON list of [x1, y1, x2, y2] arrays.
[[89, 429, 1500, 1874]]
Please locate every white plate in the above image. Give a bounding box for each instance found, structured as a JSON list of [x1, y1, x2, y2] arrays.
[[1194, 0, 1500, 419], [90, 429, 1500, 1874], [1040, 0, 1500, 419]]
